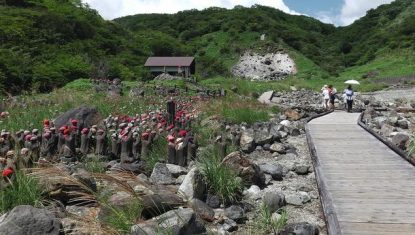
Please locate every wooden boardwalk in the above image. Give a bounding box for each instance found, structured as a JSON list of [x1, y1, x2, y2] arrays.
[[307, 111, 415, 235]]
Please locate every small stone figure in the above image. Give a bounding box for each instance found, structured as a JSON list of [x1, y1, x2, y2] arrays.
[[167, 99, 176, 125], [95, 129, 107, 157], [167, 135, 176, 164], [80, 128, 90, 157]]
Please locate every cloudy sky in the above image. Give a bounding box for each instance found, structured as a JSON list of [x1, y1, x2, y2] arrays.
[[81, 0, 395, 26]]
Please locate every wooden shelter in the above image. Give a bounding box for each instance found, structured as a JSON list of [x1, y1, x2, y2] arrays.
[[144, 57, 195, 78]]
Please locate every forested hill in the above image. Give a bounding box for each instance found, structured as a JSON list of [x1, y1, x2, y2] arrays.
[[0, 0, 146, 93], [1, 0, 415, 94]]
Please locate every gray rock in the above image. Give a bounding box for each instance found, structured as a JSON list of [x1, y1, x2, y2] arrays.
[[392, 133, 410, 150], [240, 131, 255, 153], [263, 144, 271, 151], [280, 222, 318, 235], [380, 123, 394, 136], [150, 163, 175, 185], [190, 199, 215, 222], [225, 205, 245, 223], [131, 208, 206, 235], [0, 205, 62, 235], [243, 185, 262, 200], [130, 88, 145, 97], [373, 116, 387, 129], [166, 164, 188, 178], [295, 164, 310, 175], [262, 192, 285, 213], [397, 120, 409, 129], [178, 168, 206, 201], [259, 163, 283, 181], [72, 168, 97, 191], [176, 175, 186, 184], [270, 143, 286, 154], [206, 194, 221, 209], [222, 152, 265, 187], [255, 129, 273, 146], [285, 194, 303, 206], [141, 193, 184, 218], [54, 106, 100, 129], [290, 128, 301, 136], [258, 91, 274, 104], [221, 218, 238, 232]]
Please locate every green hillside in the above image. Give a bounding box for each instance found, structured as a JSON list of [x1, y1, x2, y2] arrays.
[[0, 0, 414, 94]]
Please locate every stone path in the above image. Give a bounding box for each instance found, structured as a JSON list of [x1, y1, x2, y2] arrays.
[[307, 111, 415, 235]]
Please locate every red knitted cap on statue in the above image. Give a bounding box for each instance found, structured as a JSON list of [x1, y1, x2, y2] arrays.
[[43, 119, 50, 126], [178, 130, 187, 137], [2, 168, 13, 177]]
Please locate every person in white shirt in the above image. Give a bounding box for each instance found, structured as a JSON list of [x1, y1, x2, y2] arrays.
[[344, 85, 354, 112], [321, 85, 330, 110]]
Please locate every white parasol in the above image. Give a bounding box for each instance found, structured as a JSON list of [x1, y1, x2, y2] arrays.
[[344, 80, 360, 85]]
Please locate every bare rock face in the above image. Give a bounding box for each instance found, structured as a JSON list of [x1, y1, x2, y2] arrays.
[[221, 151, 265, 187], [232, 51, 297, 81]]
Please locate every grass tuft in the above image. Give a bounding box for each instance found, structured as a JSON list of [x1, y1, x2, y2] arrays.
[[254, 203, 288, 234], [83, 156, 106, 173], [101, 198, 143, 234], [0, 171, 44, 213], [198, 146, 242, 203]]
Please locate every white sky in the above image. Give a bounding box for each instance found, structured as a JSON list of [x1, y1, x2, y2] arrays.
[[82, 0, 395, 26]]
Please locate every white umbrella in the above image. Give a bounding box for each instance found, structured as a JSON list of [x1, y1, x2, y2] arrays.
[[344, 80, 360, 85]]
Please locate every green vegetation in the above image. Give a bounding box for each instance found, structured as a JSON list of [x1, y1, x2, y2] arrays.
[[1, 0, 415, 94], [0, 171, 44, 213], [198, 146, 243, 203], [146, 136, 168, 173], [253, 204, 288, 234], [83, 156, 106, 173], [409, 134, 415, 156], [102, 199, 142, 234], [203, 95, 277, 125]]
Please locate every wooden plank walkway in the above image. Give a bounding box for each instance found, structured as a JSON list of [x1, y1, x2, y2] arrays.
[[307, 111, 415, 235]]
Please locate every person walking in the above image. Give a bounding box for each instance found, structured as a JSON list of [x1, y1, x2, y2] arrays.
[[328, 85, 337, 110], [344, 85, 354, 112], [321, 85, 330, 110]]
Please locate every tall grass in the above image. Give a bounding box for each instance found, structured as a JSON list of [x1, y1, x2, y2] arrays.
[[254, 204, 288, 234], [198, 146, 242, 203], [0, 171, 44, 213]]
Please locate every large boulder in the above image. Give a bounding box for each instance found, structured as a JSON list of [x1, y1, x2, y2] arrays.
[[178, 168, 206, 201], [54, 106, 100, 128], [0, 205, 62, 235], [131, 208, 206, 235], [221, 152, 265, 187]]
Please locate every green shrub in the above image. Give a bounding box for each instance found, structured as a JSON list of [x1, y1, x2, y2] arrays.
[[0, 171, 44, 213], [198, 146, 242, 203]]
